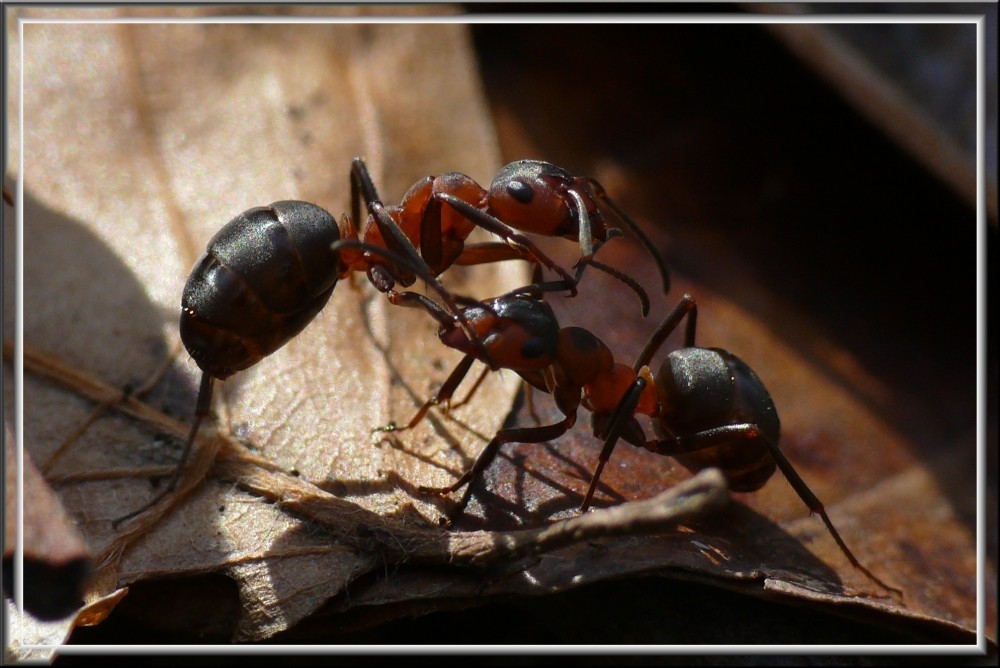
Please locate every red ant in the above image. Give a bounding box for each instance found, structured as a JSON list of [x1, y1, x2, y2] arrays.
[[344, 157, 667, 315], [114, 201, 475, 526], [382, 291, 900, 595], [113, 155, 669, 525]]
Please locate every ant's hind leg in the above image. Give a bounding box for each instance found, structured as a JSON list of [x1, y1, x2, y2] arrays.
[[651, 424, 902, 596], [112, 372, 215, 527], [420, 417, 573, 520]]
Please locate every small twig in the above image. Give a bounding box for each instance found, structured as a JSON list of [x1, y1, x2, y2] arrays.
[[6, 339, 191, 439], [443, 469, 729, 567], [212, 450, 729, 569]]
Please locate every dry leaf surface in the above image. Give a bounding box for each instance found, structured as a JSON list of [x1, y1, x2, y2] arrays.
[[6, 10, 992, 650], [8, 9, 538, 643]]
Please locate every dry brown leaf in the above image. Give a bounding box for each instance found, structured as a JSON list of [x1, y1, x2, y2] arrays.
[[9, 10, 990, 650], [465, 20, 990, 645], [10, 8, 734, 647], [10, 8, 534, 641]]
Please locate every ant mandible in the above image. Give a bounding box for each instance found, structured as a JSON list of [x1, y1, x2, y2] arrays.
[[385, 290, 899, 595], [344, 157, 667, 316]]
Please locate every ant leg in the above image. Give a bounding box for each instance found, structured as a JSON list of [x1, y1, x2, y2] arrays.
[[587, 178, 671, 295], [332, 240, 441, 306], [418, 189, 445, 272], [350, 157, 381, 238], [579, 295, 698, 510], [455, 242, 651, 317], [526, 259, 547, 300], [632, 294, 697, 372], [352, 159, 461, 282], [420, 416, 574, 519], [331, 240, 493, 367], [112, 372, 214, 528], [453, 241, 532, 266], [380, 289, 452, 322], [748, 429, 902, 595], [677, 426, 900, 594], [580, 376, 649, 511], [351, 158, 436, 290], [368, 199, 429, 284], [446, 363, 491, 412], [651, 424, 901, 595], [374, 354, 476, 433], [434, 193, 579, 297]]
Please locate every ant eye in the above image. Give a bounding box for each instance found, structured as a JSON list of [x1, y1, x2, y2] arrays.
[[506, 179, 534, 204]]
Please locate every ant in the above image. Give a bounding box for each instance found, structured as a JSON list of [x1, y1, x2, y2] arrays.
[[382, 290, 900, 595], [345, 157, 668, 316], [113, 154, 671, 525], [113, 201, 479, 526]]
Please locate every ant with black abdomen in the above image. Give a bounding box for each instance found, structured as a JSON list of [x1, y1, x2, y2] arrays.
[[113, 200, 470, 526], [346, 157, 666, 316], [112, 156, 668, 525], [379, 289, 901, 596]]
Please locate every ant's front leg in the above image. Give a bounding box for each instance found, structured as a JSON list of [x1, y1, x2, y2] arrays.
[[351, 158, 431, 288], [435, 193, 579, 297], [580, 375, 650, 512], [350, 157, 382, 238], [374, 353, 477, 434]]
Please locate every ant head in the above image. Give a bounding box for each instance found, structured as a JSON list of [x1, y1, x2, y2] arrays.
[[439, 296, 559, 371], [487, 160, 599, 239]]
